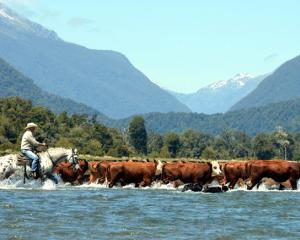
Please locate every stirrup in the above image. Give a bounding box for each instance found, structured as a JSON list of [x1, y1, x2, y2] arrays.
[[29, 171, 39, 180]]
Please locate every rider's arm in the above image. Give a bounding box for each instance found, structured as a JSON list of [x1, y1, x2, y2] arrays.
[[27, 131, 45, 147]]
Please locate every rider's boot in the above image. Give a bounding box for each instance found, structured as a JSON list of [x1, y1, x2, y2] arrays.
[[29, 171, 39, 179]]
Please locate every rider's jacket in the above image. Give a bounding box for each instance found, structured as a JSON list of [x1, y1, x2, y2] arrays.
[[21, 130, 41, 151]]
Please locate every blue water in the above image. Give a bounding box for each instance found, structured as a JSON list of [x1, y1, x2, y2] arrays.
[[0, 182, 300, 240]]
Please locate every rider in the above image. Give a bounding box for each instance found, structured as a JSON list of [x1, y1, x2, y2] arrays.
[[21, 123, 46, 178]]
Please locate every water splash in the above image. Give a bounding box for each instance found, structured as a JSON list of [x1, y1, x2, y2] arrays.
[[0, 177, 300, 193], [41, 179, 56, 191]]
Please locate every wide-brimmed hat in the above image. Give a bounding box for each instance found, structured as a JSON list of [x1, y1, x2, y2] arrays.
[[25, 122, 38, 129]]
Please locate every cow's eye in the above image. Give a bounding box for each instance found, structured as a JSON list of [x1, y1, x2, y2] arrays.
[[214, 166, 217, 169]]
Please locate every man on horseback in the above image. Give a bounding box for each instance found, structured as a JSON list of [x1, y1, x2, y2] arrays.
[[21, 123, 46, 179]]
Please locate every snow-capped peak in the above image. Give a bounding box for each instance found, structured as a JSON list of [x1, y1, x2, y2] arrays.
[[0, 8, 15, 21], [0, 3, 59, 40], [208, 73, 255, 90]]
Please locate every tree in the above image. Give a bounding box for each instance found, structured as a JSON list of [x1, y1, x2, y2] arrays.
[[163, 132, 180, 158], [92, 124, 113, 153], [147, 133, 163, 156], [201, 147, 216, 160], [253, 133, 275, 160], [128, 116, 147, 155], [178, 130, 213, 158], [273, 126, 290, 160]]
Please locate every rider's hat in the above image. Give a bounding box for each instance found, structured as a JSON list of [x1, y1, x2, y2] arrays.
[[25, 122, 38, 129]]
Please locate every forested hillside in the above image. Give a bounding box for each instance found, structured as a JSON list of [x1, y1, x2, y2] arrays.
[[0, 57, 109, 121], [1, 97, 300, 161], [0, 4, 190, 118], [111, 98, 300, 136], [231, 54, 300, 110]]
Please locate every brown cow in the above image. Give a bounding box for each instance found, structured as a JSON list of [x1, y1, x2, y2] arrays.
[[108, 160, 163, 188], [245, 160, 300, 190], [162, 161, 222, 188], [222, 161, 248, 189], [53, 159, 89, 184], [88, 161, 111, 184]]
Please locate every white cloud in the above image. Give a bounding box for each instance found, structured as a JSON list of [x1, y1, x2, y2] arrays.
[[67, 16, 94, 27], [264, 53, 278, 63]]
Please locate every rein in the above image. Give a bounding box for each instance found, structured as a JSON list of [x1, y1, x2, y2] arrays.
[[46, 149, 74, 168]]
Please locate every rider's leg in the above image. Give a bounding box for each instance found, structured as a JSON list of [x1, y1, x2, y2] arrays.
[[21, 150, 39, 172]]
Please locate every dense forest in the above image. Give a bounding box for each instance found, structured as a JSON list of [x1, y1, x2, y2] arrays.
[[110, 97, 300, 136], [1, 97, 300, 161]]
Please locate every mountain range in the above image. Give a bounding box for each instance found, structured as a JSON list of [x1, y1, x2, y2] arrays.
[[110, 97, 300, 136], [0, 56, 109, 120], [1, 3, 300, 137], [231, 54, 300, 111], [170, 73, 267, 114], [0, 4, 190, 119]]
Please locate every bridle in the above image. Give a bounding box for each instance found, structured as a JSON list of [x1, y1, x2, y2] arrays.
[[45, 148, 79, 169]]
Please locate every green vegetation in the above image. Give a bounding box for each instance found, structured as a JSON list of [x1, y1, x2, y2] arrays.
[[231, 54, 300, 110], [1, 97, 300, 161], [111, 97, 300, 136], [0, 57, 108, 121], [0, 97, 127, 157], [128, 116, 147, 155]]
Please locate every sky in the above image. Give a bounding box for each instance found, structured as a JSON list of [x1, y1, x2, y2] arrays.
[[2, 0, 300, 93]]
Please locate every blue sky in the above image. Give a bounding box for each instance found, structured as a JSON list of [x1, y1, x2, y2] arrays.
[[3, 0, 300, 93]]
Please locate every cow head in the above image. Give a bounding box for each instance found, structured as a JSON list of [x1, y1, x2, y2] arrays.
[[155, 160, 164, 176], [89, 162, 100, 173], [210, 161, 222, 177]]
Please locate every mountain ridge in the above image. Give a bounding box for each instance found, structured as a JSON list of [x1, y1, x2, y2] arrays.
[[110, 97, 300, 136], [0, 56, 109, 121], [231, 54, 300, 111], [0, 4, 190, 118], [170, 73, 267, 114]]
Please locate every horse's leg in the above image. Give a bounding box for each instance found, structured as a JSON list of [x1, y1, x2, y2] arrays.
[[23, 163, 26, 184], [44, 173, 58, 184]]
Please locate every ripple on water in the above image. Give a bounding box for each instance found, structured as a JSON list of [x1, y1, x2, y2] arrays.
[[0, 180, 300, 239]]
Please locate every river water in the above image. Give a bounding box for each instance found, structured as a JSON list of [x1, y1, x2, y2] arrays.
[[0, 179, 300, 240]]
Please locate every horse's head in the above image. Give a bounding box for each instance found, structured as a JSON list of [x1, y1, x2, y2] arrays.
[[43, 148, 80, 170], [66, 148, 80, 169]]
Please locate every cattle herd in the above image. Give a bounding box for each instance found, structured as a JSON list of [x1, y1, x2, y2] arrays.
[[53, 159, 300, 191]]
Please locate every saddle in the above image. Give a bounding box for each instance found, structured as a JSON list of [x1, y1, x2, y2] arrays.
[[17, 152, 33, 167]]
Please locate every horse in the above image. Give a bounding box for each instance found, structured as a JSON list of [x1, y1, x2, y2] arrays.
[[0, 147, 79, 183]]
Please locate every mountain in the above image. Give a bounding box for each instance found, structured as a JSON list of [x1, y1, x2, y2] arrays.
[[111, 98, 300, 136], [231, 54, 300, 111], [170, 73, 267, 114], [0, 56, 109, 120], [0, 4, 190, 118]]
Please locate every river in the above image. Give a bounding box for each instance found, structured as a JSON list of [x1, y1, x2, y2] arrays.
[[0, 180, 300, 240]]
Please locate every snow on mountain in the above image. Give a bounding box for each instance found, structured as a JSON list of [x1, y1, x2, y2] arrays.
[[207, 73, 255, 90], [0, 3, 59, 40], [171, 73, 268, 114], [0, 3, 190, 118]]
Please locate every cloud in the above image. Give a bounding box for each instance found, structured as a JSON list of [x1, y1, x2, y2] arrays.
[[67, 16, 94, 28], [39, 9, 60, 20], [264, 53, 278, 63], [1, 0, 37, 17]]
